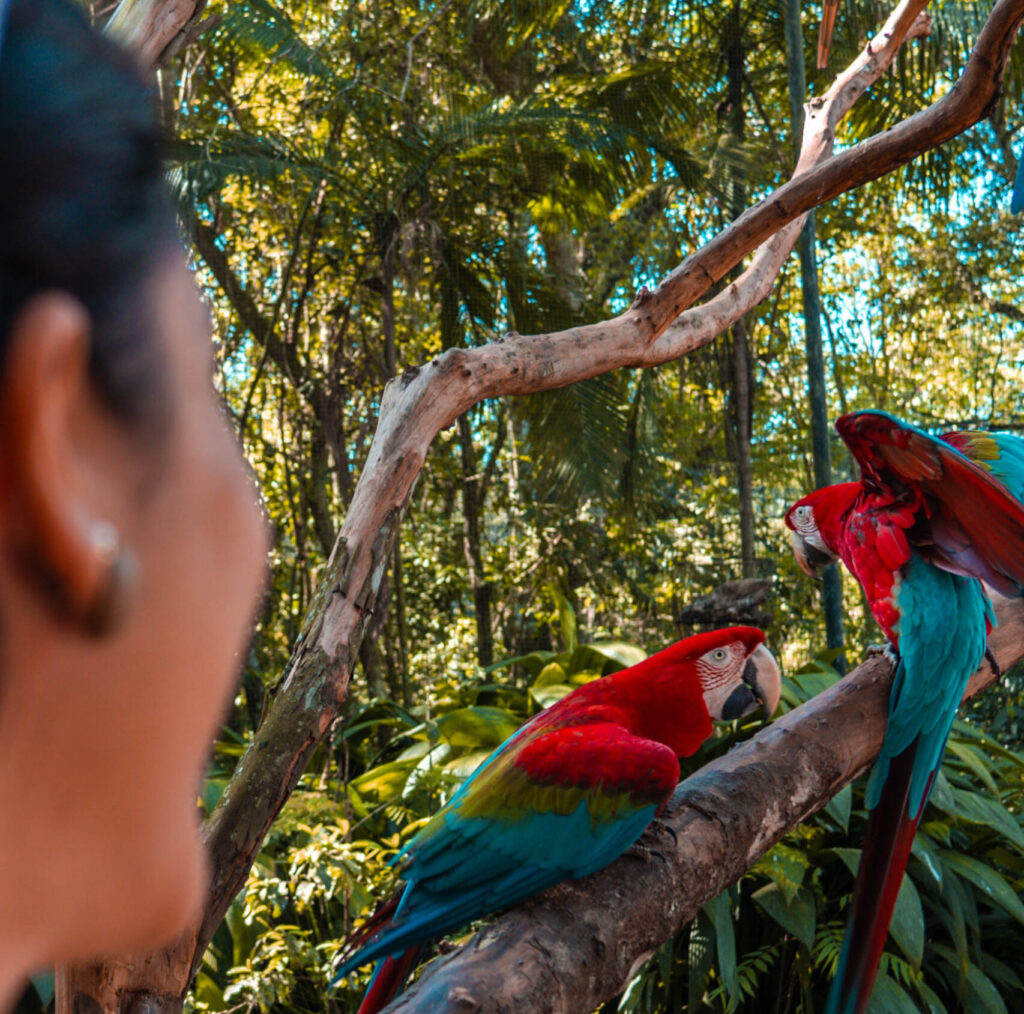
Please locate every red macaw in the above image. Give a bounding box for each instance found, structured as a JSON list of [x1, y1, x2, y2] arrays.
[[332, 627, 781, 1013], [785, 410, 1024, 1014]]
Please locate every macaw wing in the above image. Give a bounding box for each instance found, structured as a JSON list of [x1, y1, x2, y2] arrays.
[[942, 429, 1024, 504], [346, 718, 681, 964], [406, 717, 680, 892], [838, 410, 1024, 595]]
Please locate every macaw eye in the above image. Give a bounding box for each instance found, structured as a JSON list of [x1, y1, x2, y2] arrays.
[[712, 648, 728, 662], [796, 506, 811, 519]]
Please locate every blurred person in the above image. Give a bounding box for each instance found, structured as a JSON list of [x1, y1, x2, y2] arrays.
[[0, 0, 269, 1006]]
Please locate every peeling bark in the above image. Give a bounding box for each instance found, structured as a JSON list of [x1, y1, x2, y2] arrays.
[[56, 2, 1024, 1013], [104, 0, 210, 68], [381, 595, 1024, 1014]]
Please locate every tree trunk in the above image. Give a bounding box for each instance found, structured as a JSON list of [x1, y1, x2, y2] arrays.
[[784, 0, 846, 664], [457, 412, 495, 668], [56, 3, 1024, 1011], [725, 2, 757, 579]]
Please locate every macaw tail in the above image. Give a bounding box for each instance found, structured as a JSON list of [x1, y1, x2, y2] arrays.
[[825, 741, 929, 1014], [356, 948, 421, 1014], [331, 889, 420, 1010]]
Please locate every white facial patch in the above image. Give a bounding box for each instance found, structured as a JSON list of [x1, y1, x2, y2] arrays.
[[790, 505, 830, 553], [696, 644, 745, 719]]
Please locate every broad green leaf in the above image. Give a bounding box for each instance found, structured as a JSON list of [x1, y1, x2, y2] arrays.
[[704, 891, 737, 1010], [444, 748, 494, 779], [913, 979, 948, 1014], [435, 706, 520, 748], [948, 788, 1024, 851], [944, 740, 999, 795], [868, 973, 921, 1014], [824, 783, 853, 833], [981, 951, 1024, 992], [751, 882, 816, 949], [350, 759, 414, 799], [911, 833, 944, 889], [757, 842, 809, 903], [546, 584, 578, 654], [585, 639, 647, 670], [484, 651, 556, 677], [932, 945, 1008, 1014], [569, 669, 603, 685], [533, 662, 569, 689], [834, 846, 861, 879], [940, 851, 1024, 923], [928, 770, 957, 813], [530, 684, 575, 708], [889, 875, 924, 968], [688, 912, 714, 1014]]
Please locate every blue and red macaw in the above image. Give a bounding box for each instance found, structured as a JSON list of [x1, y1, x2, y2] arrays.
[[785, 409, 1024, 1014], [332, 627, 781, 1013]]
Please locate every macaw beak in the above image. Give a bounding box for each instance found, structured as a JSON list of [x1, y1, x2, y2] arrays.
[[791, 530, 834, 580], [719, 643, 782, 721]]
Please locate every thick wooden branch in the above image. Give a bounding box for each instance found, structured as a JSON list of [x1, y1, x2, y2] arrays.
[[382, 596, 1024, 1014]]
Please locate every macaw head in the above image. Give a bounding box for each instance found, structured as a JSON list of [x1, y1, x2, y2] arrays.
[[652, 626, 781, 722], [784, 482, 860, 579]]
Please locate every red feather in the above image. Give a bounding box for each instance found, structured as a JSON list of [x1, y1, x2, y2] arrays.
[[356, 948, 421, 1014], [837, 411, 1024, 596]]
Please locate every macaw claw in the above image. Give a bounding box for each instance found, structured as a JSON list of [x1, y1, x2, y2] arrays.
[[865, 643, 899, 667]]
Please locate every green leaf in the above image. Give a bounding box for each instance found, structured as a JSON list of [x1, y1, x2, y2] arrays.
[[911, 834, 944, 889], [932, 945, 1008, 1014], [833, 847, 923, 965], [756, 842, 809, 903], [584, 640, 647, 670], [868, 973, 921, 1014], [704, 890, 737, 1009], [484, 651, 556, 677], [948, 788, 1024, 852], [823, 783, 853, 833], [833, 846, 861, 880], [533, 662, 569, 688], [940, 851, 1024, 923], [530, 684, 575, 708], [751, 882, 816, 949], [350, 759, 414, 799], [444, 749, 494, 779], [688, 912, 714, 1013], [944, 740, 999, 796], [435, 707, 520, 748], [913, 979, 949, 1014], [889, 875, 925, 968]]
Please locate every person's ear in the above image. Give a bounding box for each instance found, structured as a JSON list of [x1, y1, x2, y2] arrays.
[[0, 292, 134, 634]]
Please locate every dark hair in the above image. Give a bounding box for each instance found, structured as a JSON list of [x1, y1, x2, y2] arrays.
[[0, 0, 178, 425]]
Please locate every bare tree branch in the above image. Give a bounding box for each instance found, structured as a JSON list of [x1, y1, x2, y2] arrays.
[[382, 595, 1024, 1014], [104, 0, 210, 67]]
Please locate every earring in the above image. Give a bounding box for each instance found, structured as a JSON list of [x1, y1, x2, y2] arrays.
[[79, 520, 139, 638]]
